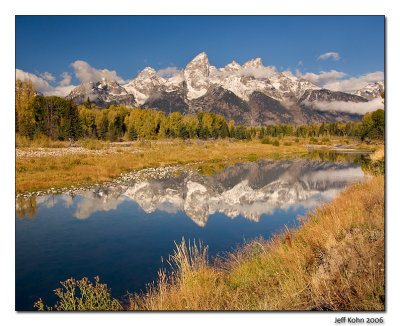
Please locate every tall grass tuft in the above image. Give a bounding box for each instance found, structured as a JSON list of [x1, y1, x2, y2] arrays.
[[168, 238, 209, 276], [79, 138, 105, 150], [129, 238, 232, 310]]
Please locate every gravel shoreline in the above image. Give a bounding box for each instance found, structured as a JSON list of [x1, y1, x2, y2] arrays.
[[16, 146, 143, 158], [15, 162, 205, 199]]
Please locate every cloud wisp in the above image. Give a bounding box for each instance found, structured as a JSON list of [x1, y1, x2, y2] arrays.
[[71, 60, 126, 84], [318, 52, 340, 61], [238, 65, 277, 79], [156, 66, 181, 78], [59, 72, 72, 86], [303, 97, 383, 115], [300, 70, 347, 86], [40, 72, 56, 82]]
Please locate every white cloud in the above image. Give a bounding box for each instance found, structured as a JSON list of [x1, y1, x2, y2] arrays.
[[51, 85, 76, 97], [71, 60, 126, 84], [16, 69, 76, 97], [73, 194, 126, 220], [300, 70, 347, 86], [318, 52, 340, 61], [323, 71, 384, 92], [16, 69, 52, 94], [238, 65, 276, 79], [59, 72, 72, 86], [156, 66, 181, 78], [40, 72, 56, 82], [215, 64, 277, 79], [304, 97, 383, 115]]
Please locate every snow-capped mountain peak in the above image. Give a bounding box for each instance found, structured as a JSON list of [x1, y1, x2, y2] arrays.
[[123, 67, 166, 105], [242, 57, 264, 69], [184, 52, 211, 100], [223, 61, 241, 72], [137, 67, 158, 78], [185, 52, 210, 74], [351, 81, 384, 101], [65, 79, 136, 107]]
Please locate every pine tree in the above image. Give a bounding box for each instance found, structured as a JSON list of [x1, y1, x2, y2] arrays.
[[259, 127, 265, 139], [84, 97, 91, 109], [99, 116, 108, 140], [178, 125, 189, 139], [128, 123, 138, 140]]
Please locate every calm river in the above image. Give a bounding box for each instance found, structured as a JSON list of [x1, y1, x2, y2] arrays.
[[15, 152, 368, 310]]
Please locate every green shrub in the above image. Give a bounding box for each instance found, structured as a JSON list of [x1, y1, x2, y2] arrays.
[[261, 137, 271, 144], [310, 137, 318, 143], [248, 153, 259, 161], [283, 142, 292, 146], [322, 137, 330, 143], [272, 140, 280, 147], [34, 276, 122, 311], [295, 138, 300, 143]]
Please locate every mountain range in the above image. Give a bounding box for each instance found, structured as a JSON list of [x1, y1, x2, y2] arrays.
[[66, 52, 384, 125]]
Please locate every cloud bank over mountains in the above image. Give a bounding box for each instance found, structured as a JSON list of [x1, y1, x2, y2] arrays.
[[296, 70, 384, 93], [322, 71, 385, 92], [15, 69, 75, 97], [70, 60, 127, 84], [16, 60, 129, 96], [303, 97, 383, 115]]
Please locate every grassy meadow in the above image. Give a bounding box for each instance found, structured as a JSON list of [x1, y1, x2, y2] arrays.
[[15, 136, 381, 194]]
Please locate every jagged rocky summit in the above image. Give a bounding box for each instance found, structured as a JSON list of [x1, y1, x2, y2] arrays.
[[65, 78, 136, 108], [66, 52, 384, 125]]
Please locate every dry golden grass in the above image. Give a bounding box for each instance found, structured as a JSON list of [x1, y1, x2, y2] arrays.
[[129, 175, 384, 311], [16, 134, 68, 148], [16, 139, 308, 193], [16, 137, 381, 194], [370, 145, 385, 161]]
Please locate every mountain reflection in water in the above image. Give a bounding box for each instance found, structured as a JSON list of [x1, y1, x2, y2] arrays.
[[16, 159, 365, 226], [16, 155, 368, 311]]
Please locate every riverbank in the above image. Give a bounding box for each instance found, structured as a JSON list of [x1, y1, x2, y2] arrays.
[[36, 173, 384, 311], [15, 137, 382, 194], [126, 174, 384, 311]]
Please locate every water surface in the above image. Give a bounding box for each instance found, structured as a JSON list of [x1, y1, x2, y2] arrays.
[[16, 154, 368, 310]]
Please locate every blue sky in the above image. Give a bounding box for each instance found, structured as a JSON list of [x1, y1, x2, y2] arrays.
[[15, 16, 384, 95]]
